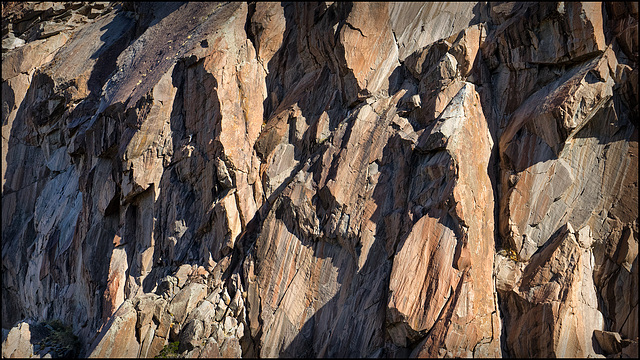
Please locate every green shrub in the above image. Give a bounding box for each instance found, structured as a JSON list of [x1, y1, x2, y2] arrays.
[[155, 341, 181, 358], [37, 319, 81, 358]]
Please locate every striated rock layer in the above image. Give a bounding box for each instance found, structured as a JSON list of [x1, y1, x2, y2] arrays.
[[1, 1, 638, 358]]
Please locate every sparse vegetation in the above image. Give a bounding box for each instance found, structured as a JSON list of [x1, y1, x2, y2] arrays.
[[498, 247, 522, 262], [155, 341, 181, 358], [37, 319, 81, 358]]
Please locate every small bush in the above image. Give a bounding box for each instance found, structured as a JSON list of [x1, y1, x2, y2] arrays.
[[37, 319, 81, 358], [155, 341, 181, 358], [498, 247, 521, 262]]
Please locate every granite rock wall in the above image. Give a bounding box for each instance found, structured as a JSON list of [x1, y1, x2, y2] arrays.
[[2, 2, 637, 358]]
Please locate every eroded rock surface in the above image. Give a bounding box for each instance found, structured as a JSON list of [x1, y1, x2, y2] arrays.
[[2, 1, 638, 358]]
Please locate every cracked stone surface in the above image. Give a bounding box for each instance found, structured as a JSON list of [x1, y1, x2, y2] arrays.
[[2, 2, 638, 358]]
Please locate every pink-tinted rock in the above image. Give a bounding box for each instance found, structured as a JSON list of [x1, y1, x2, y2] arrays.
[[1, 2, 637, 359], [338, 2, 398, 95], [392, 83, 499, 357], [247, 2, 286, 68], [88, 300, 140, 358], [500, 224, 605, 358]]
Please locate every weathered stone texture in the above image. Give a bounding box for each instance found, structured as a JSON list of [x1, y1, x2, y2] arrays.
[[1, 2, 637, 359]]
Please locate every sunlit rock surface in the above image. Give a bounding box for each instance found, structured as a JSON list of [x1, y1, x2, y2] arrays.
[[2, 2, 637, 358]]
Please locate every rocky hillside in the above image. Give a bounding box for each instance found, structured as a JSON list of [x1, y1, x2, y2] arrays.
[[2, 1, 638, 358]]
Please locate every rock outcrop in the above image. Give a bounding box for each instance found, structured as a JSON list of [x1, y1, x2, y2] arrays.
[[2, 1, 637, 358]]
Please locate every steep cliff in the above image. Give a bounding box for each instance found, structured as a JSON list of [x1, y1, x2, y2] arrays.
[[2, 1, 637, 358]]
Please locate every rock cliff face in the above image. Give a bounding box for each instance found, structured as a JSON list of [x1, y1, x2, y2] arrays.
[[2, 1, 638, 358]]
